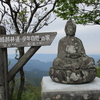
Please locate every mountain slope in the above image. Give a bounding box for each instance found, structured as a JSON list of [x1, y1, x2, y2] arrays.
[[16, 68, 49, 87], [8, 59, 52, 71]]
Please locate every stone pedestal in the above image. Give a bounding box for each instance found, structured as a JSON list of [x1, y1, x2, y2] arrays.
[[41, 76, 100, 100], [49, 67, 96, 84]]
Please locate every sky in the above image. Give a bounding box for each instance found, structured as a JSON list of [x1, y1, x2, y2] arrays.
[[8, 18, 100, 55]]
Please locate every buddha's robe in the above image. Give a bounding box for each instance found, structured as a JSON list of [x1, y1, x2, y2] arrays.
[[53, 36, 95, 69]]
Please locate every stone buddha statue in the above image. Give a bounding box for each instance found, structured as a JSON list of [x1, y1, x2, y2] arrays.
[[49, 20, 96, 84]]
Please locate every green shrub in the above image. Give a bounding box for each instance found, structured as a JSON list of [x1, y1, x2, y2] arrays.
[[96, 67, 100, 78]]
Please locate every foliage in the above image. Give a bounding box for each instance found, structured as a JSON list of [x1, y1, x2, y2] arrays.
[[8, 60, 11, 66], [0, 0, 58, 34], [97, 59, 100, 66], [12, 84, 41, 100], [54, 0, 100, 25], [9, 77, 41, 100], [22, 84, 41, 100], [96, 60, 100, 77], [96, 67, 100, 78]]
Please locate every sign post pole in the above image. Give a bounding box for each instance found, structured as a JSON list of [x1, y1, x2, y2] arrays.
[[0, 26, 8, 100]]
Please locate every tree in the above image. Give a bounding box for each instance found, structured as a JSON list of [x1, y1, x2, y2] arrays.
[[54, 0, 100, 25], [0, 0, 58, 99]]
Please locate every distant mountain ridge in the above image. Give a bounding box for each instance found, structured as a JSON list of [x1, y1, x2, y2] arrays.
[[8, 54, 100, 86], [8, 54, 100, 72], [15, 68, 49, 87], [8, 59, 52, 71], [8, 53, 57, 62], [8, 53, 100, 62]]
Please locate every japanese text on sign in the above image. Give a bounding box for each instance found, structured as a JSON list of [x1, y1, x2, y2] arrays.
[[0, 32, 57, 48], [0, 35, 50, 43]]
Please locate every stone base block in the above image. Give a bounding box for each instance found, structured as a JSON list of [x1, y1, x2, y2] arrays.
[[41, 76, 100, 100]]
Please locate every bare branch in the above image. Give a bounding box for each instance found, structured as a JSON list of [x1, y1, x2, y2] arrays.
[[17, 68, 25, 100], [32, 0, 58, 33], [2, 0, 20, 34], [34, 0, 38, 6], [38, 0, 50, 8], [24, 3, 38, 32], [0, 1, 6, 23]]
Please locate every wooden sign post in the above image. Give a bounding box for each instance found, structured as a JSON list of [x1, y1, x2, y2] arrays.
[[0, 26, 8, 100], [0, 26, 57, 100]]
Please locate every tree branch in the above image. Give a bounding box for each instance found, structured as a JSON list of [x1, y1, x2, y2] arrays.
[[17, 68, 25, 100], [24, 0, 40, 32], [9, 77, 15, 100], [32, 0, 58, 33], [5, 1, 20, 34], [24, 7, 38, 32]]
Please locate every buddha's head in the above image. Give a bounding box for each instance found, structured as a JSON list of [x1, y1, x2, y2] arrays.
[[65, 20, 76, 36]]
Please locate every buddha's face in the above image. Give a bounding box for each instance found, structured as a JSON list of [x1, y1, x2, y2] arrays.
[[65, 21, 76, 36], [67, 25, 74, 36]]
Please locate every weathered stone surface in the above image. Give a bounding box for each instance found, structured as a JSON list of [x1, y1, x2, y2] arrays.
[[49, 20, 96, 84], [42, 91, 100, 100], [41, 77, 100, 100], [49, 67, 96, 84]]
